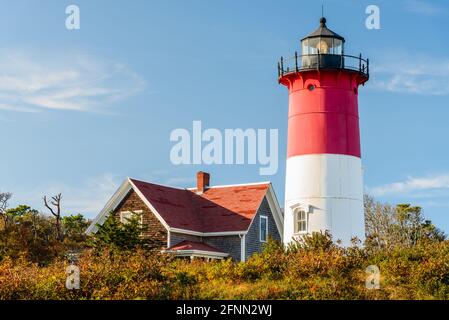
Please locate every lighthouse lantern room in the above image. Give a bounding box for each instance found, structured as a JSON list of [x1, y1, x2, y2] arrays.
[[279, 17, 369, 245]]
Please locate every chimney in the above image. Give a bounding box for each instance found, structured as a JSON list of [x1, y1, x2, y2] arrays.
[[196, 171, 210, 194]]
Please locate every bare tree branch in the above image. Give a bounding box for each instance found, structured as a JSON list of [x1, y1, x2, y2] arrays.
[[43, 193, 63, 240], [0, 192, 12, 215], [0, 192, 12, 231]]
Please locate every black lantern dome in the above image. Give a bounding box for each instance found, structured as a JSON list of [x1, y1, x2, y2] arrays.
[[301, 17, 345, 69], [277, 17, 369, 81], [301, 17, 345, 47]]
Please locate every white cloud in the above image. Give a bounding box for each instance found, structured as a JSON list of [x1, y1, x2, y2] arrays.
[[371, 52, 449, 95], [0, 51, 145, 113], [367, 174, 449, 197], [404, 0, 444, 16]]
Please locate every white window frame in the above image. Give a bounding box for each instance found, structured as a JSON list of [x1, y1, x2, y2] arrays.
[[120, 210, 143, 225], [293, 208, 308, 234], [259, 215, 268, 242]]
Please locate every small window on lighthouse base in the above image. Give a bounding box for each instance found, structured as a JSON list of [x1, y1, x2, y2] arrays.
[[294, 209, 308, 234]]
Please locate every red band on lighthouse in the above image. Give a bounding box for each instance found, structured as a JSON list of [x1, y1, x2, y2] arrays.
[[281, 70, 365, 159]]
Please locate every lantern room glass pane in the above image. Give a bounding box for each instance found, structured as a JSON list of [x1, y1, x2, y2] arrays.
[[332, 39, 343, 55], [307, 38, 319, 54], [317, 37, 333, 54], [302, 37, 344, 55], [301, 39, 309, 55]]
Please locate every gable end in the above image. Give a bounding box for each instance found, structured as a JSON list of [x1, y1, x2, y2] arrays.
[[113, 189, 167, 249]]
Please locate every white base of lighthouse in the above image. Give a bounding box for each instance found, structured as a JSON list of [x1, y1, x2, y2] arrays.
[[283, 154, 365, 246]]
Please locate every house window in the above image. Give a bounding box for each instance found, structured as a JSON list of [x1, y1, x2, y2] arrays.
[[120, 210, 143, 225], [260, 215, 268, 242], [294, 209, 308, 234]]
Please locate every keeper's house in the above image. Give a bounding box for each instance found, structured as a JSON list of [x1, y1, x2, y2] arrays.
[[86, 172, 283, 261]]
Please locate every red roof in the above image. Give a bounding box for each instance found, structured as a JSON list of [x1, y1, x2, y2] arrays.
[[129, 178, 270, 233], [167, 240, 225, 254]]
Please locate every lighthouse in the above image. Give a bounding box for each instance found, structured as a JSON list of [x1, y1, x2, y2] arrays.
[[279, 17, 369, 245]]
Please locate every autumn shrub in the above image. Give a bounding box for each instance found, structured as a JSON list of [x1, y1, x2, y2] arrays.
[[1, 233, 449, 300], [0, 249, 193, 300], [240, 239, 289, 281], [369, 240, 449, 299], [0, 206, 90, 265]]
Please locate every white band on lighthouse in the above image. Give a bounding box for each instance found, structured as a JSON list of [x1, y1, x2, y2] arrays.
[[284, 154, 365, 245]]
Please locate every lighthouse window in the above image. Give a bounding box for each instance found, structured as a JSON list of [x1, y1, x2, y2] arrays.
[[294, 210, 307, 233], [260, 215, 268, 242]]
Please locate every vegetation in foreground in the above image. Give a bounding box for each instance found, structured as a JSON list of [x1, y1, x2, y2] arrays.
[[0, 192, 448, 300], [2, 236, 449, 300]]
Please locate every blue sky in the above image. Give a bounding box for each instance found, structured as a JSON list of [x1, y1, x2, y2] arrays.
[[1, 0, 449, 231]]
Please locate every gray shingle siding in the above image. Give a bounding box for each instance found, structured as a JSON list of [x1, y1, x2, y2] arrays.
[[167, 196, 281, 262], [169, 232, 242, 261], [169, 232, 202, 247], [204, 236, 241, 261], [245, 197, 281, 260]]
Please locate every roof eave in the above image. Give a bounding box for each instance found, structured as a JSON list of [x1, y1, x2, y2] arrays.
[[162, 249, 229, 258], [301, 34, 345, 42]]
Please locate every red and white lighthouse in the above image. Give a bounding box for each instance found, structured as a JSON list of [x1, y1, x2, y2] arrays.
[[279, 17, 369, 245]]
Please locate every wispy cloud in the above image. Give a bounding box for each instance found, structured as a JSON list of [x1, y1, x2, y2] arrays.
[[371, 52, 449, 95], [0, 51, 145, 113], [367, 174, 449, 197], [11, 174, 123, 218], [9, 173, 195, 218], [165, 176, 196, 187], [418, 200, 449, 208], [404, 0, 445, 16]]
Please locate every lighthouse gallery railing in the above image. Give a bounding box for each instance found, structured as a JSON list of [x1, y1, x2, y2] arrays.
[[278, 53, 369, 79]]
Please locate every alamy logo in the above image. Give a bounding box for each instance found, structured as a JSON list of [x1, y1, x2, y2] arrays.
[[365, 265, 380, 289], [170, 121, 278, 175], [65, 5, 80, 30], [66, 264, 80, 290], [365, 5, 381, 30]]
